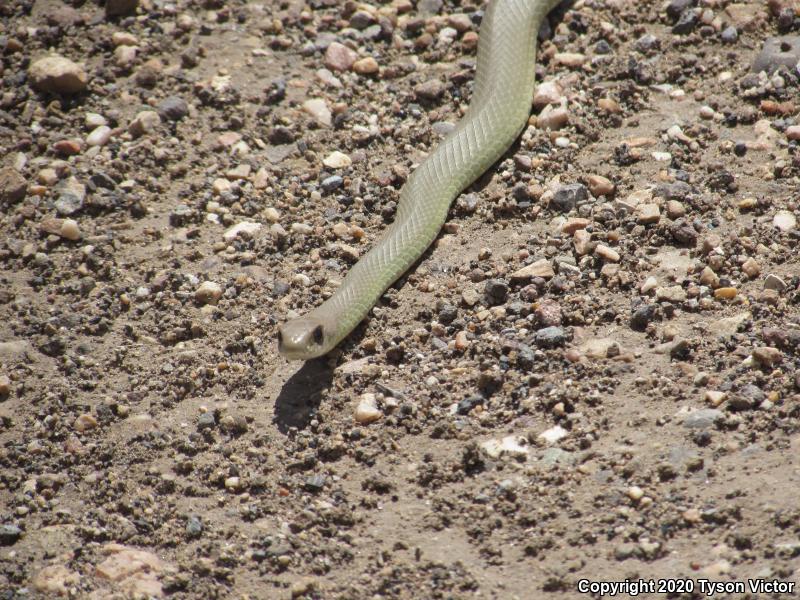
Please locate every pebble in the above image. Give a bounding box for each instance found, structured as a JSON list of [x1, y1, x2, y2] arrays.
[[322, 151, 352, 169], [595, 244, 620, 263], [60, 219, 81, 241], [303, 98, 332, 127], [157, 96, 189, 121], [534, 326, 566, 349], [86, 125, 112, 147], [532, 80, 563, 109], [95, 543, 171, 598], [752, 346, 782, 368], [682, 408, 723, 429], [551, 183, 588, 212], [74, 413, 98, 432], [752, 36, 800, 74], [538, 425, 568, 444], [537, 106, 569, 130], [105, 0, 139, 17], [481, 436, 529, 459], [705, 390, 727, 407], [553, 52, 586, 68], [714, 287, 738, 300], [223, 222, 262, 241], [195, 281, 223, 305], [636, 203, 660, 224], [33, 565, 80, 595], [415, 79, 445, 101], [324, 42, 357, 71], [114, 45, 137, 67], [630, 304, 657, 330], [28, 55, 88, 94], [0, 167, 27, 204], [0, 375, 10, 396], [627, 486, 645, 501], [699, 267, 720, 288], [786, 125, 800, 141], [586, 174, 614, 197], [741, 258, 760, 278], [321, 175, 343, 193], [763, 274, 786, 292], [773, 210, 796, 232], [355, 393, 381, 424], [352, 57, 379, 75], [0, 524, 22, 546], [510, 259, 553, 282], [128, 110, 161, 136]]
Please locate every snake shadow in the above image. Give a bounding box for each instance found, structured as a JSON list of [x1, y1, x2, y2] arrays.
[[272, 358, 334, 433]]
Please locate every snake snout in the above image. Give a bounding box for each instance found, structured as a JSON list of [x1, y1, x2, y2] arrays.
[[277, 318, 327, 360]]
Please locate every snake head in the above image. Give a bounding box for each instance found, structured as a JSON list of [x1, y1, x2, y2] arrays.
[[277, 317, 328, 360]]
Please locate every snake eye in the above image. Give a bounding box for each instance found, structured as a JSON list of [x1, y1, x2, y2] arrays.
[[312, 325, 324, 345]]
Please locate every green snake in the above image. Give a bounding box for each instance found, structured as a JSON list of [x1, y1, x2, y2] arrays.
[[279, 0, 561, 360]]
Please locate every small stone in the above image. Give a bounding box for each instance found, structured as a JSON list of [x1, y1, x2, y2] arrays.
[[627, 486, 645, 501], [185, 516, 202, 538], [106, 0, 139, 17], [786, 125, 800, 141], [212, 178, 232, 195], [60, 219, 81, 241], [33, 565, 80, 595], [114, 45, 137, 67], [699, 266, 720, 288], [224, 476, 242, 491], [128, 110, 160, 137], [586, 174, 614, 197], [752, 346, 782, 368], [414, 79, 445, 101], [551, 183, 588, 212], [324, 42, 357, 71], [656, 286, 687, 303], [484, 279, 509, 305], [532, 80, 563, 109], [322, 151, 351, 169], [223, 222, 262, 241], [640, 276, 658, 294], [682, 408, 723, 429], [481, 436, 529, 459], [714, 287, 738, 300], [157, 96, 189, 121], [595, 244, 620, 263], [630, 304, 658, 331], [537, 106, 569, 130], [0, 375, 10, 396], [74, 413, 98, 432], [303, 98, 332, 127], [111, 32, 138, 47], [0, 167, 28, 205], [763, 274, 786, 292], [0, 524, 22, 546], [352, 57, 379, 75], [86, 125, 112, 147], [195, 281, 223, 305], [538, 425, 568, 444], [29, 55, 88, 94], [534, 326, 566, 349], [321, 175, 343, 193], [561, 218, 590, 234], [636, 203, 661, 224], [665, 200, 686, 219], [454, 331, 470, 351], [553, 52, 586, 68], [510, 259, 553, 282], [705, 390, 727, 407], [773, 210, 796, 232], [741, 258, 760, 278], [355, 393, 381, 424], [197, 412, 215, 430]]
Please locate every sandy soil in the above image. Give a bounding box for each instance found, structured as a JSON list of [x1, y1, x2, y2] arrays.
[[1, 0, 799, 598]]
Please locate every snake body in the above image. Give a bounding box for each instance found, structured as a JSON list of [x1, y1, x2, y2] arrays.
[[279, 0, 561, 360]]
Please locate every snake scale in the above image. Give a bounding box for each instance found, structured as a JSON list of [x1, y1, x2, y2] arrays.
[[279, 0, 562, 360]]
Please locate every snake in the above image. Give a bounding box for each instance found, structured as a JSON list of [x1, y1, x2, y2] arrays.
[[279, 0, 562, 360]]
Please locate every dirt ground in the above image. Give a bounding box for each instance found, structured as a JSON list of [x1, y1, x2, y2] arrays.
[[1, 0, 799, 598]]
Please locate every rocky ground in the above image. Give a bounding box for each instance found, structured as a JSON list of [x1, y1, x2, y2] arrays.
[[1, 0, 800, 598]]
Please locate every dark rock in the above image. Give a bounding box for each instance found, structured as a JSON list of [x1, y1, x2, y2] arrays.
[[721, 26, 738, 43], [106, 0, 139, 17], [457, 395, 484, 415], [666, 0, 694, 20], [197, 412, 216, 431], [438, 303, 457, 324], [185, 516, 202, 538], [267, 126, 295, 145], [752, 36, 800, 74], [551, 184, 588, 213], [670, 219, 698, 246], [484, 279, 509, 305], [157, 96, 189, 121], [534, 326, 566, 349], [630, 304, 658, 331], [304, 474, 327, 492], [0, 525, 22, 546], [321, 175, 343, 193], [672, 8, 700, 34]]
